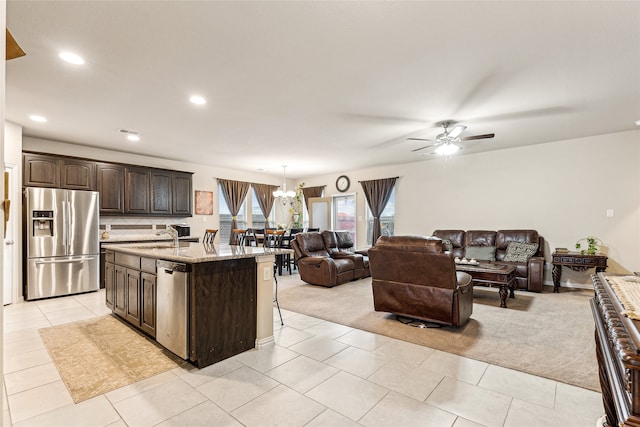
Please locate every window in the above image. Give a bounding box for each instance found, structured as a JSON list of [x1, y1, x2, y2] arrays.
[[218, 184, 246, 244], [366, 188, 395, 245], [333, 194, 356, 243], [251, 190, 273, 230]]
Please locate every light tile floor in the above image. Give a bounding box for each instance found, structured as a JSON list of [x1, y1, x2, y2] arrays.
[[2, 289, 604, 426]]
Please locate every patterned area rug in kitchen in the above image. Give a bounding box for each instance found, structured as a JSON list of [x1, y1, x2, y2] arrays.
[[39, 314, 181, 403]]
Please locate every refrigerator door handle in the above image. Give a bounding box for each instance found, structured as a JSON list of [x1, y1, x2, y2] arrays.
[[34, 256, 97, 265], [67, 200, 72, 252], [61, 198, 68, 249]]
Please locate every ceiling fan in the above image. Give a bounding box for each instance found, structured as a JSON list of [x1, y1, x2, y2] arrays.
[[408, 121, 494, 156]]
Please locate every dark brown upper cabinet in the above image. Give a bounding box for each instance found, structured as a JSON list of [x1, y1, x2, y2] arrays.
[[24, 152, 192, 217], [60, 158, 95, 190], [125, 167, 150, 215], [150, 170, 172, 215], [24, 154, 96, 190], [96, 162, 125, 214], [23, 153, 60, 188], [172, 172, 192, 216]]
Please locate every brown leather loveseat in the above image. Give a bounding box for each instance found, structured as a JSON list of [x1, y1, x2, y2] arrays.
[[368, 236, 473, 327], [291, 231, 370, 287], [432, 229, 545, 292]]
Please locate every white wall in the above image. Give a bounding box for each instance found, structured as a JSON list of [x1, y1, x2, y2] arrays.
[[299, 130, 640, 285], [5, 121, 23, 300], [1, 1, 7, 417]]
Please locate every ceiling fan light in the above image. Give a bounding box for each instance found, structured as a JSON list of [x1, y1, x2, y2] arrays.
[[435, 143, 460, 156]]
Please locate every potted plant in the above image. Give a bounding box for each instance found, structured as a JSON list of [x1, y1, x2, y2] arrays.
[[575, 236, 602, 255], [289, 182, 305, 229]]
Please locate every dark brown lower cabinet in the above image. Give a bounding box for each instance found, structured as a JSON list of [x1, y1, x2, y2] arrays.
[[114, 265, 127, 318], [105, 261, 115, 309], [106, 251, 156, 338], [125, 268, 141, 325], [140, 272, 157, 337]]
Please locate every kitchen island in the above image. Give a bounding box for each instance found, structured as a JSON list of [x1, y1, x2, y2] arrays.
[[103, 241, 289, 368]]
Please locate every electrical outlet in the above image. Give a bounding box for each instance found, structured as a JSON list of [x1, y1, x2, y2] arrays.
[[606, 209, 614, 217], [263, 265, 271, 281]]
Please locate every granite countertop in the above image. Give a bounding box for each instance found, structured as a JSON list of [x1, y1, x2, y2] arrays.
[[100, 235, 198, 243], [103, 241, 292, 263]]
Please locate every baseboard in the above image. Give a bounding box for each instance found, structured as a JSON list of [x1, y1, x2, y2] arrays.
[[255, 335, 275, 348]]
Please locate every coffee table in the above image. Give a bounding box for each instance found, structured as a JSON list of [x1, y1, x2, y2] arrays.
[[455, 262, 517, 308]]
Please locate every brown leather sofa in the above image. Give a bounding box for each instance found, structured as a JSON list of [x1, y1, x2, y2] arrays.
[[291, 231, 370, 287], [368, 236, 473, 327], [432, 229, 545, 292]]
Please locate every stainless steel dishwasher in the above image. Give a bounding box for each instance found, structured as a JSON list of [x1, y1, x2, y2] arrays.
[[156, 260, 191, 359]]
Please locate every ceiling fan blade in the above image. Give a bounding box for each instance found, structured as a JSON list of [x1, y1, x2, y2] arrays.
[[6, 28, 26, 60], [461, 133, 495, 141], [447, 125, 467, 139], [411, 144, 435, 153], [406, 137, 434, 142]]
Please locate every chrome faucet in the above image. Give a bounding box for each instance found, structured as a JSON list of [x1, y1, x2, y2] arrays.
[[157, 225, 179, 247]]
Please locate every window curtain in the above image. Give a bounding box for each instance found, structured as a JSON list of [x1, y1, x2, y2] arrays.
[[218, 178, 251, 244], [251, 183, 278, 228], [360, 177, 397, 246], [301, 185, 325, 212]]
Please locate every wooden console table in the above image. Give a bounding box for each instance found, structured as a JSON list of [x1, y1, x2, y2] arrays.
[[551, 252, 607, 293]]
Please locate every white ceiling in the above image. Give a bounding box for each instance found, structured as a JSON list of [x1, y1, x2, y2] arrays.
[[6, 1, 640, 179]]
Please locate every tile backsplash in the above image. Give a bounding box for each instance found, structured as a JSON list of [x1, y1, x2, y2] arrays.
[[99, 217, 190, 239]]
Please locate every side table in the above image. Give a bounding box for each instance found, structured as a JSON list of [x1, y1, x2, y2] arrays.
[[551, 252, 608, 293]]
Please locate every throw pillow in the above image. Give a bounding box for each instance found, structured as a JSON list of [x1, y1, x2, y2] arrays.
[[441, 239, 453, 252], [465, 246, 496, 261], [503, 241, 539, 262]]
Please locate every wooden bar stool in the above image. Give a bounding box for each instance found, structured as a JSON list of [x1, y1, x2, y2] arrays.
[[230, 229, 247, 246], [203, 229, 218, 244]]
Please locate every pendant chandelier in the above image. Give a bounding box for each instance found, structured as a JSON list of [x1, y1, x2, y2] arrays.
[[273, 165, 295, 202]]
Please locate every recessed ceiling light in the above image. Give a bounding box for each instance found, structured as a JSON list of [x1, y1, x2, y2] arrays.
[[120, 129, 140, 141], [29, 115, 47, 123], [635, 120, 640, 126], [189, 95, 206, 105], [59, 51, 85, 65]]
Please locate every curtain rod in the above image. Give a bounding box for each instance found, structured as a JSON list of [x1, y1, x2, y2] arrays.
[[357, 176, 400, 183]]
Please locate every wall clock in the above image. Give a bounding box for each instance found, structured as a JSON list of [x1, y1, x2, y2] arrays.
[[336, 175, 350, 192]]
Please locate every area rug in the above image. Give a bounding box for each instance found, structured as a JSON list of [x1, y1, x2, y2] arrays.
[[39, 315, 180, 403], [277, 275, 600, 392]]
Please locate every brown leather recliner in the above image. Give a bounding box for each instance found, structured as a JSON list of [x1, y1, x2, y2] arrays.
[[368, 236, 473, 327], [291, 232, 356, 287], [321, 230, 370, 279]]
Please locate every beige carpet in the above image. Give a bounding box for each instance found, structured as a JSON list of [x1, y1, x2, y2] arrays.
[[277, 275, 600, 392], [40, 315, 180, 403]]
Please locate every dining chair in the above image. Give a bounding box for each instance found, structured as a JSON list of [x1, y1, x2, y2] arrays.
[[203, 229, 218, 244], [230, 229, 247, 246], [247, 227, 264, 246], [285, 228, 303, 271]]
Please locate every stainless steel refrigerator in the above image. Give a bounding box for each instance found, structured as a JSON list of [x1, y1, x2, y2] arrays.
[[25, 187, 100, 300]]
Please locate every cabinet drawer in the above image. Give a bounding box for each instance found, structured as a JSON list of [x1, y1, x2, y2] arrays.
[[115, 253, 140, 269], [141, 257, 156, 274], [105, 251, 115, 263]]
